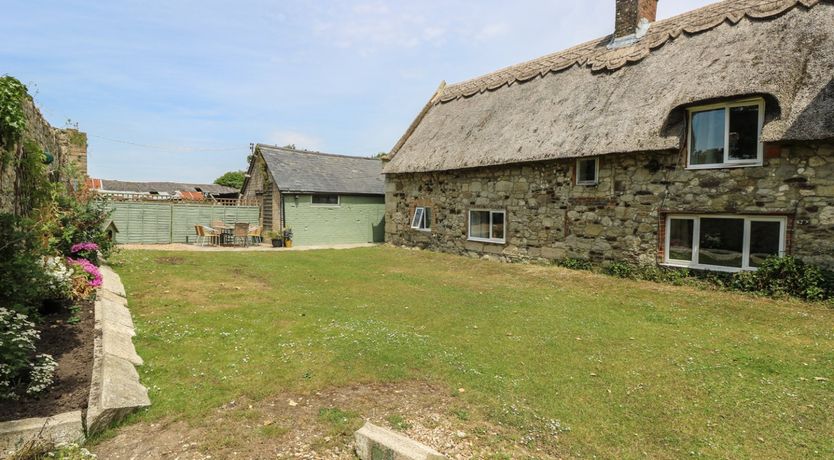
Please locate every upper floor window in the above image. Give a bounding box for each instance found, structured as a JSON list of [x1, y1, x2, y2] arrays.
[[468, 209, 505, 244], [688, 99, 764, 169], [576, 157, 599, 185], [311, 194, 340, 206], [411, 206, 431, 231]]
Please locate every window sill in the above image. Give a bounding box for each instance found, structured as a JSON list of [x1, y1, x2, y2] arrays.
[[310, 205, 341, 208], [411, 228, 432, 233], [468, 237, 506, 245], [661, 262, 755, 273], [686, 162, 762, 170], [576, 181, 598, 186]]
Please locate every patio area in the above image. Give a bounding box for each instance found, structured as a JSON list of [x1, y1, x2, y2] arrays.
[[119, 242, 378, 252]]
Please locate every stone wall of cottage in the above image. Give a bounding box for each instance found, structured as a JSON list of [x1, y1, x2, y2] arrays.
[[385, 142, 834, 270], [241, 153, 280, 232]]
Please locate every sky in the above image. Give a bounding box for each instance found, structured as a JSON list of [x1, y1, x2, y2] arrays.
[[3, 0, 715, 183]]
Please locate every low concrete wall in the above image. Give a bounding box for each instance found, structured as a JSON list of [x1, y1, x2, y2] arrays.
[[86, 265, 150, 435], [0, 411, 84, 455], [355, 422, 446, 460]]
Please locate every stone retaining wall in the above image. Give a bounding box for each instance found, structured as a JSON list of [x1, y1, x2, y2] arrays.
[[385, 142, 834, 269]]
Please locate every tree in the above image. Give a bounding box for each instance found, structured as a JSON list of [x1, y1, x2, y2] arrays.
[[373, 152, 388, 159], [214, 171, 246, 190]]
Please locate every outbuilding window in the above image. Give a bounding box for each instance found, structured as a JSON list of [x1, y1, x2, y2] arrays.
[[311, 194, 340, 206], [576, 157, 599, 185], [411, 206, 431, 231], [687, 99, 764, 169], [664, 214, 785, 271], [468, 210, 506, 244]]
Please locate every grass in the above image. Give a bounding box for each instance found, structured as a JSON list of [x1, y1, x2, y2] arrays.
[[111, 246, 834, 458]]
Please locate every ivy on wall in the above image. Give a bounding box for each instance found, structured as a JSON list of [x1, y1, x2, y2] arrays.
[[0, 76, 28, 166]]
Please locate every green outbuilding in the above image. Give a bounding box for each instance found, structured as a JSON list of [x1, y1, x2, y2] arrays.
[[240, 144, 385, 246]]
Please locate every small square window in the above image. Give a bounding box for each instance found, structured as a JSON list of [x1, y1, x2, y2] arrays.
[[576, 158, 599, 185], [311, 194, 339, 206], [411, 206, 431, 231], [468, 210, 506, 244]]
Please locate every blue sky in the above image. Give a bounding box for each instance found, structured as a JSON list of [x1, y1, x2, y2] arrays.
[[3, 0, 714, 183]]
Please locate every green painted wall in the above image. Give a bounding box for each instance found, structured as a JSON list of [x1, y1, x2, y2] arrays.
[[283, 194, 385, 246], [109, 202, 260, 244]]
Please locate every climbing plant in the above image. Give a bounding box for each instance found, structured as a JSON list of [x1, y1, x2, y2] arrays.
[[0, 75, 27, 154]]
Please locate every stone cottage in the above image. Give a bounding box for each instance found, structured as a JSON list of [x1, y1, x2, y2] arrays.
[[241, 144, 385, 246], [383, 0, 834, 272]]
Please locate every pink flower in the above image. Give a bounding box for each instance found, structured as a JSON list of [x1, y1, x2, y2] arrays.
[[70, 242, 99, 254], [67, 257, 103, 288]]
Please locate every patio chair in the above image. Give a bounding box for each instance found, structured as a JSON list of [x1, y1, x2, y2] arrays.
[[248, 225, 262, 245], [233, 222, 249, 247], [200, 225, 220, 246]]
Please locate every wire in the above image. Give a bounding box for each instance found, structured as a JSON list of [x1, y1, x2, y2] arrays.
[[86, 134, 242, 153]]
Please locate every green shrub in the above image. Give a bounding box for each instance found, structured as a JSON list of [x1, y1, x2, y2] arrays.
[[730, 256, 832, 301], [0, 307, 57, 400], [559, 258, 592, 271], [605, 261, 634, 278], [0, 215, 53, 316]]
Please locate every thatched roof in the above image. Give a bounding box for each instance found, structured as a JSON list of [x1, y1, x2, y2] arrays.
[[257, 145, 384, 195], [385, 0, 834, 174]]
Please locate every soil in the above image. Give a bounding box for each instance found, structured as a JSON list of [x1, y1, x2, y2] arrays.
[[92, 380, 559, 459], [0, 301, 95, 422]]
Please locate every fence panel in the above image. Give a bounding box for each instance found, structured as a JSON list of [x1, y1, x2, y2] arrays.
[[108, 201, 260, 244]]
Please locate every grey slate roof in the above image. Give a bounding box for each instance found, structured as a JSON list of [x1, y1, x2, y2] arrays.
[[98, 179, 237, 195], [258, 145, 384, 195]]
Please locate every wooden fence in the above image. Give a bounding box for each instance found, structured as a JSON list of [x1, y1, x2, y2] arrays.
[[108, 201, 260, 244]]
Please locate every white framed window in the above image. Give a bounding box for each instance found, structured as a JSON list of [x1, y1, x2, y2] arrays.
[[311, 194, 340, 206], [468, 209, 506, 244], [576, 157, 599, 185], [664, 214, 786, 272], [687, 98, 765, 169], [411, 206, 431, 231]]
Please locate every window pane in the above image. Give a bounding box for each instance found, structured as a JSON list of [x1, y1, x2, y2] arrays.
[[699, 218, 744, 268], [313, 195, 338, 204], [411, 207, 424, 228], [729, 105, 760, 161], [423, 208, 432, 229], [470, 211, 490, 239], [491, 212, 505, 240], [690, 108, 725, 165], [578, 159, 596, 183], [668, 219, 694, 261], [749, 221, 781, 267]]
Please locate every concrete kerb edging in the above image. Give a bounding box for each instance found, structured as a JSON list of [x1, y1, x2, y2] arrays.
[[355, 422, 447, 460], [0, 411, 84, 455], [86, 265, 150, 435]]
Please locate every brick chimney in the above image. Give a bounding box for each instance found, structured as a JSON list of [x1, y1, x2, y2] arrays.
[[615, 0, 658, 38]]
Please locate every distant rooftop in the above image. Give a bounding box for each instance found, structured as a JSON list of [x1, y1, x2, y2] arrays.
[[87, 178, 238, 195]]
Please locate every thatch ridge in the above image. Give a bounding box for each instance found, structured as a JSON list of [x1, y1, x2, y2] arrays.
[[438, 0, 827, 102]]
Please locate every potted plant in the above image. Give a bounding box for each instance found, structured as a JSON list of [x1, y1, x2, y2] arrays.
[[282, 227, 294, 248], [266, 231, 283, 248]]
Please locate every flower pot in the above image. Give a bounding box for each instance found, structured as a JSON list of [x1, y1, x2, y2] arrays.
[[284, 239, 293, 248], [271, 238, 284, 248]]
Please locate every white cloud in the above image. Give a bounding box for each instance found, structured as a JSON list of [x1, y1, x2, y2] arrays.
[[267, 130, 325, 151]]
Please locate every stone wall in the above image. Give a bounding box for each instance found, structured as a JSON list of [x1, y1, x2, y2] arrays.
[[58, 129, 88, 177], [385, 142, 834, 270], [241, 153, 281, 232], [0, 96, 87, 213]]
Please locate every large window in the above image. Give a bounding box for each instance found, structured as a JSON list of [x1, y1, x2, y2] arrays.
[[311, 194, 339, 206], [468, 210, 506, 244], [665, 214, 786, 271], [576, 157, 599, 185], [688, 99, 764, 169], [410, 206, 431, 231]]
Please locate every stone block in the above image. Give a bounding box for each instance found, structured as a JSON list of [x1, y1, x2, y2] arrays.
[[354, 422, 445, 460], [102, 326, 143, 366], [99, 266, 126, 297], [0, 411, 84, 454], [97, 288, 127, 306], [86, 353, 150, 435], [96, 298, 135, 330]]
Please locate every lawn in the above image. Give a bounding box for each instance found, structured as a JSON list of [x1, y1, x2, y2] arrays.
[[101, 246, 833, 459]]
